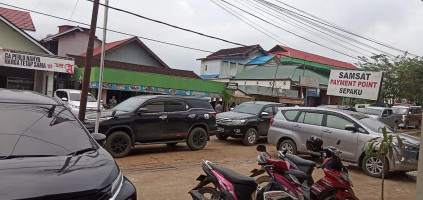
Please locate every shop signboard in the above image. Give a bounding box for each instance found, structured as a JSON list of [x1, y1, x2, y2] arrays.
[[327, 70, 382, 100], [226, 82, 238, 90], [0, 49, 75, 74], [306, 88, 320, 97], [299, 76, 319, 88]]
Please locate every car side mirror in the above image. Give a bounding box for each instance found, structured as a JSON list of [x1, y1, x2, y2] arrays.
[[256, 145, 267, 152], [345, 124, 356, 132], [61, 97, 68, 102], [261, 112, 269, 117], [92, 133, 106, 147], [138, 108, 148, 114]]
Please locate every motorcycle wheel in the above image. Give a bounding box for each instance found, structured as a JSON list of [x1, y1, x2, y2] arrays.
[[198, 187, 220, 200], [256, 175, 271, 188]]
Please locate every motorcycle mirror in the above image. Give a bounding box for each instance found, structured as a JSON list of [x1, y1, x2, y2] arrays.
[[256, 145, 266, 152], [336, 140, 341, 145]]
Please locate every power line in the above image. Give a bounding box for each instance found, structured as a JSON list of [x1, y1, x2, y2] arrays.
[[220, 0, 361, 60], [86, 0, 249, 47], [0, 2, 215, 54], [69, 0, 79, 20], [272, 0, 418, 57]]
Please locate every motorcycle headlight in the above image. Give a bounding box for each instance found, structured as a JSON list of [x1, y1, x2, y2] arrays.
[[110, 172, 124, 200], [229, 119, 246, 125]]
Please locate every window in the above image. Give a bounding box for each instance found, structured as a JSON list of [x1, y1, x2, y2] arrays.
[[263, 106, 274, 116], [55, 91, 67, 99], [143, 101, 164, 113], [186, 99, 213, 109], [282, 110, 299, 121], [297, 111, 323, 126], [382, 110, 388, 116], [387, 109, 393, 115], [205, 65, 208, 71], [326, 115, 352, 130], [166, 101, 188, 112]]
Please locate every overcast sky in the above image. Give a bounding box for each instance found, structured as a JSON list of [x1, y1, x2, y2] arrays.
[[2, 0, 422, 74]]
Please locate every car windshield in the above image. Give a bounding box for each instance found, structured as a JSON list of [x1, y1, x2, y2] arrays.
[[232, 103, 265, 115], [351, 114, 394, 133], [393, 108, 409, 115], [360, 108, 382, 115], [113, 97, 147, 112], [0, 103, 95, 158], [69, 92, 97, 102]]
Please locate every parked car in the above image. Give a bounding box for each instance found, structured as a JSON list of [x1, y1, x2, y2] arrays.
[[359, 107, 403, 132], [216, 101, 285, 145], [54, 89, 102, 115], [318, 104, 357, 112], [267, 107, 419, 178], [0, 89, 136, 199], [392, 106, 422, 129], [84, 95, 217, 157]]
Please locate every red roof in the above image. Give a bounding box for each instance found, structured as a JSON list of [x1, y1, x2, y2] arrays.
[[0, 7, 35, 31], [268, 45, 357, 69], [81, 36, 169, 68]]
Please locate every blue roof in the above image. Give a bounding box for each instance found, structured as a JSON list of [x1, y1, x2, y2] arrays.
[[246, 56, 274, 65], [200, 74, 219, 79]]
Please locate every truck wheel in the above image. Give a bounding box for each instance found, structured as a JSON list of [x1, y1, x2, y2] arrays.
[[216, 133, 229, 140], [362, 155, 389, 178], [105, 131, 131, 158], [243, 128, 258, 146], [393, 121, 399, 132], [279, 140, 298, 155], [187, 127, 207, 150]]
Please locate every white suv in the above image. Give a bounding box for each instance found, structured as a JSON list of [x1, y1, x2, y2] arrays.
[[54, 89, 102, 115]]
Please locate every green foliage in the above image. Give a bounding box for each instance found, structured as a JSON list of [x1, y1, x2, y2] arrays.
[[357, 54, 423, 105], [365, 126, 403, 159]]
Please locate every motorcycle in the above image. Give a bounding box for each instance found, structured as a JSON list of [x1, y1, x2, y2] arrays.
[[256, 139, 359, 200], [189, 147, 297, 200]]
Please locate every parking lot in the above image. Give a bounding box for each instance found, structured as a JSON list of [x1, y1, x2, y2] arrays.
[[116, 128, 419, 200]]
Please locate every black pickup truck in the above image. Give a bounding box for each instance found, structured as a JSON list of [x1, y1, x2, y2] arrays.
[[85, 95, 217, 157], [216, 101, 285, 145]]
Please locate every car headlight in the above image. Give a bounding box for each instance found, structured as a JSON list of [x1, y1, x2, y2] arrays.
[[110, 172, 124, 200], [229, 119, 246, 125], [393, 142, 419, 151]]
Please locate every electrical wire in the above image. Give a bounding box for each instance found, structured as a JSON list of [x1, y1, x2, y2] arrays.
[[220, 0, 361, 60], [0, 2, 215, 54], [69, 0, 79, 20]]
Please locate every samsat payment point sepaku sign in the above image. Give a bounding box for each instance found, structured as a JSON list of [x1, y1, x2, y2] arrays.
[[327, 70, 382, 100]]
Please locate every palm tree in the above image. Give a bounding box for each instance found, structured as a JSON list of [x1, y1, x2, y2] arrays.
[[365, 126, 403, 200]]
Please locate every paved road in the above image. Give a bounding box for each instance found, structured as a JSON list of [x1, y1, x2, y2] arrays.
[[116, 134, 418, 200]]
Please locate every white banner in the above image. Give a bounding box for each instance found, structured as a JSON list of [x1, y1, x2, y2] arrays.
[[299, 76, 319, 88], [327, 70, 382, 100], [0, 49, 75, 74]]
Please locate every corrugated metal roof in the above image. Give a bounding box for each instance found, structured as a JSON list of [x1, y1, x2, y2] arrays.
[[233, 65, 329, 86], [0, 7, 35, 31], [200, 74, 219, 79], [198, 45, 266, 60], [246, 55, 274, 65]]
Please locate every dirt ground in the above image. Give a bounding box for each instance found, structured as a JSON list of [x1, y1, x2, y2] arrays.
[[116, 129, 420, 200]]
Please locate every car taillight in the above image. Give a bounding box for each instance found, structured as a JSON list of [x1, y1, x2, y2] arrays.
[[210, 112, 216, 117], [270, 118, 274, 125]]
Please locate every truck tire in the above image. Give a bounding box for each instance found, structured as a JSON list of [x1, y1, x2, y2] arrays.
[[243, 128, 258, 146], [187, 127, 207, 150], [105, 131, 132, 158]]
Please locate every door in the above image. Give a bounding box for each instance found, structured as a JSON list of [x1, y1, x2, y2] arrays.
[[165, 99, 193, 139], [292, 111, 324, 152], [134, 100, 167, 141], [322, 113, 359, 161], [259, 106, 276, 135], [379, 109, 390, 125]]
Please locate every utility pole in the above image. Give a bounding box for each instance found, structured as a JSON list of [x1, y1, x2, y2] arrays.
[[94, 0, 109, 133], [79, 0, 100, 122], [416, 122, 423, 200]]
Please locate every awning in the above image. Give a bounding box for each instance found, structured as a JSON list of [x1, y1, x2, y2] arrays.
[[0, 49, 75, 74]]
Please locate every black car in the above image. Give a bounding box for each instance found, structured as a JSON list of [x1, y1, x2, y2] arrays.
[[85, 95, 217, 158], [216, 101, 285, 145], [0, 89, 136, 200]]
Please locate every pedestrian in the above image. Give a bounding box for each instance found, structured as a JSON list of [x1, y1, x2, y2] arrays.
[[108, 96, 117, 109], [215, 102, 223, 113]]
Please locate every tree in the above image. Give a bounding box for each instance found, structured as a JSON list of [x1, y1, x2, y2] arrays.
[[365, 127, 403, 200]]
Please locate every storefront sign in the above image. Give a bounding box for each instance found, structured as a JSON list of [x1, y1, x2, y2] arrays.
[[307, 88, 320, 97], [299, 76, 319, 88], [327, 70, 382, 100], [226, 82, 238, 90], [279, 98, 304, 105], [0, 49, 75, 74]]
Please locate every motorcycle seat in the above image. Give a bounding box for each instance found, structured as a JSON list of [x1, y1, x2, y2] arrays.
[[285, 154, 316, 167], [209, 163, 257, 186]]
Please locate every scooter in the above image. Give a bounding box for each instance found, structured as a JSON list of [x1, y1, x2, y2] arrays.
[[189, 147, 297, 200], [256, 140, 359, 200]]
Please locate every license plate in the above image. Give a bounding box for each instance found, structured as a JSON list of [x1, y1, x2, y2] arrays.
[[217, 127, 224, 132]]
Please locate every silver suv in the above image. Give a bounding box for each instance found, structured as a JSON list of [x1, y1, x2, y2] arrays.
[[267, 107, 419, 178]]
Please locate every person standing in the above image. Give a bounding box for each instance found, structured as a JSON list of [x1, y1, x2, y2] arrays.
[[108, 96, 117, 109], [215, 102, 223, 113]]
